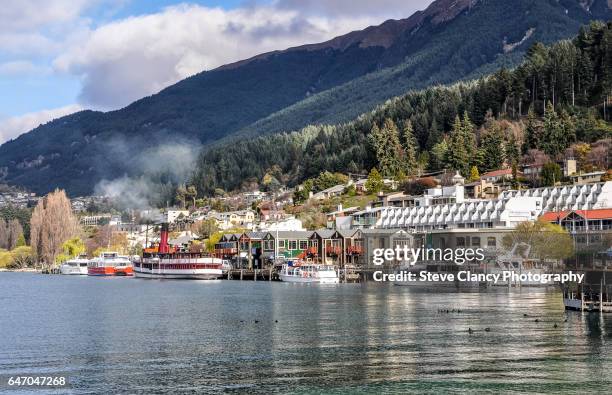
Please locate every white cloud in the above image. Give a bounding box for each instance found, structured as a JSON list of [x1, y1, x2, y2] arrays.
[[0, 0, 93, 32], [0, 104, 82, 144], [52, 2, 433, 110], [0, 60, 49, 76]]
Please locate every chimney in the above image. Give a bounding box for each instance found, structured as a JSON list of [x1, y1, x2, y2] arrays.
[[159, 223, 170, 254]]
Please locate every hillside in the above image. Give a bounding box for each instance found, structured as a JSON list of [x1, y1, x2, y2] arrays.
[[193, 21, 612, 194], [0, 0, 611, 195]]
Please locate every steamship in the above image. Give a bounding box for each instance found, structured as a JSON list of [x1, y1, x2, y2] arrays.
[[133, 224, 223, 280]]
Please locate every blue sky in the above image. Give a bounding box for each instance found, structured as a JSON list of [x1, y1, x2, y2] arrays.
[[0, 0, 433, 143]]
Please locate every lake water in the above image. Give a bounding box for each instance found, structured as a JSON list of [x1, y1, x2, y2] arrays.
[[1, 273, 611, 394]]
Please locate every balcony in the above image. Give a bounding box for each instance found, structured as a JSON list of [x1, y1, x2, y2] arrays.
[[216, 248, 238, 255], [346, 245, 363, 255], [325, 246, 342, 256]]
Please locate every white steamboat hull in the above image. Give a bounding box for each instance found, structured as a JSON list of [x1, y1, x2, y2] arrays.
[[134, 268, 222, 280]]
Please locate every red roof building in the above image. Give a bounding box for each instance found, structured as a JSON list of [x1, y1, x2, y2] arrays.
[[540, 209, 612, 236]]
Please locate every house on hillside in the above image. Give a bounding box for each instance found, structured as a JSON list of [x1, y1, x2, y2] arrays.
[[312, 184, 346, 200], [481, 168, 516, 183]]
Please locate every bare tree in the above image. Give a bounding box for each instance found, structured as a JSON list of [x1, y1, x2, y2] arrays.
[[30, 189, 80, 269], [0, 218, 7, 249], [7, 219, 23, 250]]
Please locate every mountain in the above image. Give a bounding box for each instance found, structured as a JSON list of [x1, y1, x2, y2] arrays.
[[1, 0, 611, 196]]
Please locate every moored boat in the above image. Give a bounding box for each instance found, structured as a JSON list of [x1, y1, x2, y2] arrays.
[[87, 252, 134, 276], [279, 262, 339, 284], [59, 254, 89, 275], [133, 224, 223, 280]]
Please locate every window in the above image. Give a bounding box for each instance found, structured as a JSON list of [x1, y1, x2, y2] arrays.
[[456, 237, 466, 247], [278, 240, 285, 248], [487, 237, 496, 247], [289, 240, 298, 250], [471, 237, 480, 247], [299, 240, 308, 250]]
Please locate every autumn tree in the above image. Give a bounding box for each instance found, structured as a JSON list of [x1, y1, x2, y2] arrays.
[[30, 189, 80, 268], [365, 168, 384, 194], [502, 221, 574, 265], [468, 166, 480, 182]]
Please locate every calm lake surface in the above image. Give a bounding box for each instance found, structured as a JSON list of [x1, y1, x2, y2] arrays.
[[1, 273, 611, 394]]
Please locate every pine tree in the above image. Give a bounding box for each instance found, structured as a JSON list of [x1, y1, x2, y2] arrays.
[[541, 102, 574, 157], [522, 108, 541, 153], [400, 120, 418, 175], [446, 116, 470, 175], [505, 134, 520, 167], [479, 123, 505, 171]]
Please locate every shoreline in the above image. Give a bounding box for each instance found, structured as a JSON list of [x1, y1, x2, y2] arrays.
[[0, 268, 41, 273]]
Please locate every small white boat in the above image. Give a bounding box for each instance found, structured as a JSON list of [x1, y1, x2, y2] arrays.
[[59, 254, 89, 275], [490, 243, 553, 287], [279, 262, 339, 284]]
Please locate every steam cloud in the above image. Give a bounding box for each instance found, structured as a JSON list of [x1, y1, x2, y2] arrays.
[[94, 142, 201, 210]]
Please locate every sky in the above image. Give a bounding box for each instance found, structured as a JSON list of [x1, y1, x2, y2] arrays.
[[0, 0, 434, 144]]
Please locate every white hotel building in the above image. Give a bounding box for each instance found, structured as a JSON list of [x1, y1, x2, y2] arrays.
[[353, 181, 612, 232], [353, 180, 612, 266]]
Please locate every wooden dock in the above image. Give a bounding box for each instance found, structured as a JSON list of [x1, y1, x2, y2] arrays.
[[226, 269, 276, 281]]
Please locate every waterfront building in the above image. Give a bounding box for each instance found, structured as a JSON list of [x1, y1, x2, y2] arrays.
[[307, 229, 364, 267], [361, 229, 415, 268], [540, 209, 612, 248], [272, 231, 314, 260]]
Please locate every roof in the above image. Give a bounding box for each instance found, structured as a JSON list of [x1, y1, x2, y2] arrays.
[[570, 171, 605, 177], [312, 229, 336, 239], [337, 229, 361, 238], [361, 229, 409, 235], [245, 231, 268, 240], [328, 206, 359, 215], [273, 231, 313, 239], [540, 209, 612, 222], [321, 184, 346, 193], [482, 168, 513, 178]]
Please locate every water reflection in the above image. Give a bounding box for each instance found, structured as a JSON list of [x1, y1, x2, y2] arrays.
[[0, 274, 610, 393]]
